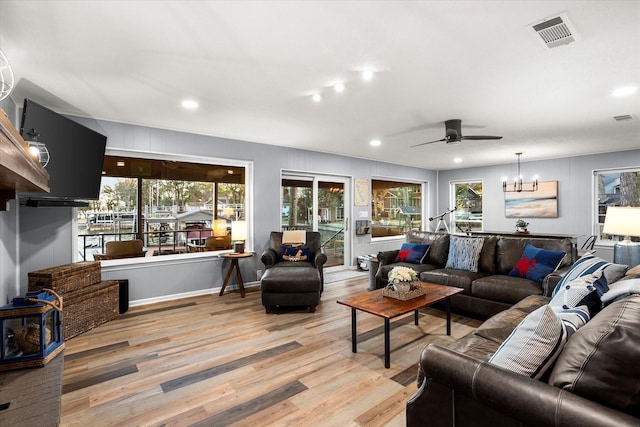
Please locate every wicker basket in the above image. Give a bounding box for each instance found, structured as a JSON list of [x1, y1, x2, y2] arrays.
[[62, 280, 119, 340], [382, 283, 427, 301], [28, 262, 101, 294]]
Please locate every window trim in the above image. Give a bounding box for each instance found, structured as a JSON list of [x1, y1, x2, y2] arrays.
[[449, 179, 484, 234], [73, 148, 254, 262], [593, 166, 640, 247], [370, 176, 426, 240]]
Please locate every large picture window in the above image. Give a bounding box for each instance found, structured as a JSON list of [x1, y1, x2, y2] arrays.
[[451, 181, 483, 233], [595, 168, 640, 243], [371, 179, 423, 238], [76, 154, 247, 261]]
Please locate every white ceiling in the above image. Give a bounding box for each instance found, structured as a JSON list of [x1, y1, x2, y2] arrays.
[[1, 1, 638, 170]]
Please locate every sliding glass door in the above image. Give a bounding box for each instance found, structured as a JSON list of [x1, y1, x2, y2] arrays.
[[281, 173, 349, 268]]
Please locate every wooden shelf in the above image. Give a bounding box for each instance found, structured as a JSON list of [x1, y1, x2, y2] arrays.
[[0, 108, 49, 210]]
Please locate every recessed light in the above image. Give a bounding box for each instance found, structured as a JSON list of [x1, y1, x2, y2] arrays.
[[611, 86, 638, 97], [362, 69, 374, 81], [453, 158, 462, 163], [370, 139, 381, 147], [181, 99, 199, 109], [312, 93, 321, 102], [116, 161, 125, 167], [334, 82, 345, 93]]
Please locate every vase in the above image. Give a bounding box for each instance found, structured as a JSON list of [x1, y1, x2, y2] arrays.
[[394, 282, 412, 293]]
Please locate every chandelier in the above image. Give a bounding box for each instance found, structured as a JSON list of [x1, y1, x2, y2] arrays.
[[502, 152, 538, 192], [0, 49, 14, 102]]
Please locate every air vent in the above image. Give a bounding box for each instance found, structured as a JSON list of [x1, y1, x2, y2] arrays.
[[530, 13, 579, 49], [614, 115, 633, 121]]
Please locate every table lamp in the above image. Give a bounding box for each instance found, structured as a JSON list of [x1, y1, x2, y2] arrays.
[[213, 219, 227, 237], [231, 220, 247, 253], [602, 206, 640, 268]]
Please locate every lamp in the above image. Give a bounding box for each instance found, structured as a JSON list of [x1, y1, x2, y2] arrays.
[[502, 152, 538, 192], [231, 220, 247, 253], [602, 206, 640, 268], [25, 128, 50, 167], [0, 49, 15, 102], [213, 219, 227, 237]]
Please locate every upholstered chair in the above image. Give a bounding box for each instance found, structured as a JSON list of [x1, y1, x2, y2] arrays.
[[260, 231, 327, 313]]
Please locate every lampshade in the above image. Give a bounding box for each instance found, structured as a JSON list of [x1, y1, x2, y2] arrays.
[[602, 206, 640, 239], [213, 219, 227, 237], [231, 220, 247, 241]]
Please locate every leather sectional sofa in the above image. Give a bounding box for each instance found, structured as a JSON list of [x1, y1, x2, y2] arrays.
[[375, 231, 577, 317], [406, 270, 640, 426]]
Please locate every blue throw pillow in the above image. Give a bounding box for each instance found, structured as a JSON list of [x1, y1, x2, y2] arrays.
[[281, 246, 310, 261], [508, 244, 566, 284], [394, 243, 429, 264]]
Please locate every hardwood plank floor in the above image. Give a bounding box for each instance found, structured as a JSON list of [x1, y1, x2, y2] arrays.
[[60, 274, 482, 426]]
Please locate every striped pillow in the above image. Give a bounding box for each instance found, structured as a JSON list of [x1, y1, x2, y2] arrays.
[[489, 305, 570, 379], [445, 236, 484, 272], [551, 254, 627, 297]]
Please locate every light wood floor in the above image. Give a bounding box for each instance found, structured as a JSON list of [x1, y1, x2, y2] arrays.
[[60, 274, 482, 427]]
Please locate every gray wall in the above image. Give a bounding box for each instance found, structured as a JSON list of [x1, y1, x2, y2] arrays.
[[2, 100, 638, 305], [10, 115, 436, 304], [437, 149, 640, 261]]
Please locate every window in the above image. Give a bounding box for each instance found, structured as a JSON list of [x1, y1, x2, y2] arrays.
[[451, 181, 483, 233], [76, 154, 247, 261], [371, 179, 422, 238], [595, 168, 640, 243]]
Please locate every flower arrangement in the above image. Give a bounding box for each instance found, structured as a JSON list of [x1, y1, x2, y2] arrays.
[[388, 266, 417, 286]]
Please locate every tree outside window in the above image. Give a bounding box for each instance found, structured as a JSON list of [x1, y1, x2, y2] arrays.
[[371, 179, 422, 238], [596, 169, 640, 242]]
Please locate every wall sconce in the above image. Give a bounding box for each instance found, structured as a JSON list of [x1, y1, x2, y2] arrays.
[[502, 152, 538, 192], [0, 49, 15, 102], [602, 206, 640, 268], [231, 220, 247, 253], [25, 128, 50, 167]]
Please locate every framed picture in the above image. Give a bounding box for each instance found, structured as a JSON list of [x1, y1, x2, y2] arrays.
[[354, 179, 369, 206], [505, 181, 558, 218]]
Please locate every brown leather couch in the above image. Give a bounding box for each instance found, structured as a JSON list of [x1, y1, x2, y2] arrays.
[[406, 272, 640, 426], [375, 231, 576, 317]]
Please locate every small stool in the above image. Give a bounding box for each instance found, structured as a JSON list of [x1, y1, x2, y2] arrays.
[[260, 266, 322, 313]]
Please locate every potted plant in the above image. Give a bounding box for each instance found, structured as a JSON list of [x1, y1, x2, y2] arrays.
[[515, 219, 529, 233]]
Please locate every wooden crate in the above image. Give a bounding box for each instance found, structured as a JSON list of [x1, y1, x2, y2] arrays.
[[28, 262, 101, 294], [62, 280, 119, 340]]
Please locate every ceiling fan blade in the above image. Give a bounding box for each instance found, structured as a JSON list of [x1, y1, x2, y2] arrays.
[[461, 135, 503, 140], [411, 137, 447, 148]]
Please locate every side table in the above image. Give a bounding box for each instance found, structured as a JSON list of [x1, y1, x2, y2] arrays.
[[219, 252, 253, 298]]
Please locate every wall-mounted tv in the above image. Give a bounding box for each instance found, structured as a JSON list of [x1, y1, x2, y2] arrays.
[[18, 99, 107, 206]]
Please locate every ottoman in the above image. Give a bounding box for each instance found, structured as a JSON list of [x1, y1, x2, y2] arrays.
[[260, 265, 322, 313]]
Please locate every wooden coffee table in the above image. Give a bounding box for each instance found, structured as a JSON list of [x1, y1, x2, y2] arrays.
[[337, 281, 463, 368]]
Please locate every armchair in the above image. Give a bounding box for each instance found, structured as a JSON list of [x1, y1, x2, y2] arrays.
[[260, 231, 327, 313], [94, 239, 147, 260]]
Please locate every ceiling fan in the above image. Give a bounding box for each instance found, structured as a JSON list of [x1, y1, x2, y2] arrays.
[[411, 119, 502, 147]]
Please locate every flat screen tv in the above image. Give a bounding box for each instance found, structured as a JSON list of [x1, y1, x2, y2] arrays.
[[18, 99, 107, 206]]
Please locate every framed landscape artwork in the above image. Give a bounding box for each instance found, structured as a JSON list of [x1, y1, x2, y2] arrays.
[[505, 181, 558, 218]]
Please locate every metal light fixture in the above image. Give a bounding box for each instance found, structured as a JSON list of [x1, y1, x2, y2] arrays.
[[0, 49, 14, 102], [602, 206, 640, 268], [502, 152, 538, 192], [25, 128, 50, 167]]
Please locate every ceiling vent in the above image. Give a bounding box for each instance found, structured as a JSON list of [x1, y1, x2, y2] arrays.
[[530, 13, 579, 49], [614, 115, 633, 121]]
